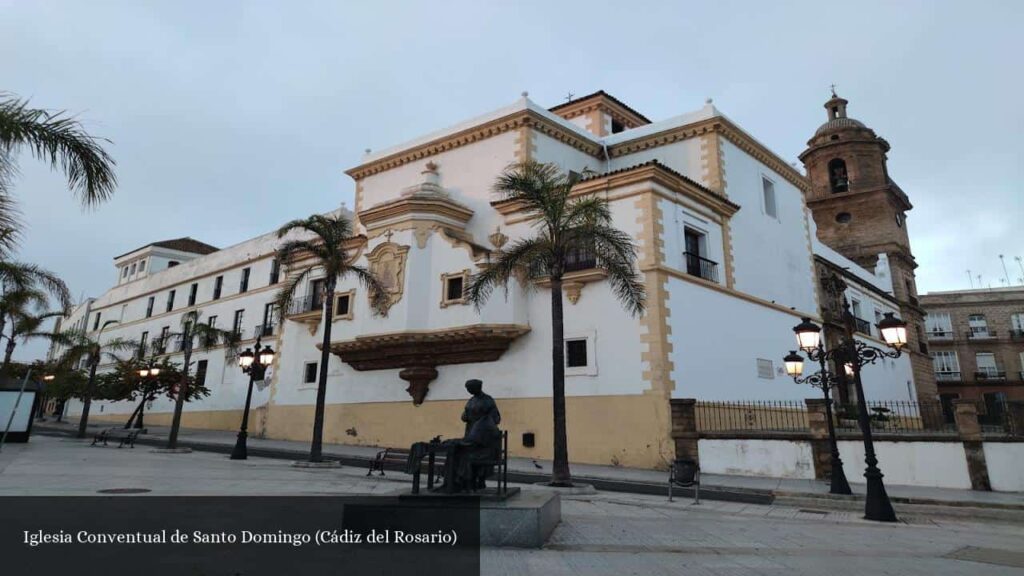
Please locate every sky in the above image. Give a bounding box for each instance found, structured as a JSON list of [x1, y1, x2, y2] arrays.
[[2, 0, 1022, 361]]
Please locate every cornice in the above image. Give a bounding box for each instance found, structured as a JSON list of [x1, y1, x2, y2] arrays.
[[607, 117, 810, 193], [358, 196, 474, 230], [345, 110, 603, 181]]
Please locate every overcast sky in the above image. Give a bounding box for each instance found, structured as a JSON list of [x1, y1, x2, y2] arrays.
[[2, 0, 1022, 361]]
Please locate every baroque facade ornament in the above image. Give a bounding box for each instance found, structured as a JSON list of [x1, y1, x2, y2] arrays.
[[365, 242, 410, 313]]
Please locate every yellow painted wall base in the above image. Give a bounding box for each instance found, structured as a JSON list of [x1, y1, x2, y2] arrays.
[[89, 394, 674, 469]]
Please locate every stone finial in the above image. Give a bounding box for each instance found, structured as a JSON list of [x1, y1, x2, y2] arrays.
[[521, 91, 529, 98], [364, 148, 372, 155], [705, 97, 713, 104], [488, 226, 508, 250]]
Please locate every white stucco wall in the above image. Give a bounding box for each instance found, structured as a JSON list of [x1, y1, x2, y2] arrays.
[[837, 440, 972, 489], [983, 443, 1024, 492], [699, 438, 816, 479]]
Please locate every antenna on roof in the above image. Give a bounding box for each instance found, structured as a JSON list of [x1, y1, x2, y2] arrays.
[[564, 92, 575, 102], [999, 254, 1011, 286], [967, 269, 974, 289]]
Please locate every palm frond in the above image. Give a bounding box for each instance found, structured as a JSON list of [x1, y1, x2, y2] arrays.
[[466, 237, 551, 309], [0, 94, 117, 207], [345, 264, 390, 317], [0, 261, 71, 310], [274, 265, 313, 316]]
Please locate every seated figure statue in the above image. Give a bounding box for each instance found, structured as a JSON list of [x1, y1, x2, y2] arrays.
[[443, 379, 502, 492]]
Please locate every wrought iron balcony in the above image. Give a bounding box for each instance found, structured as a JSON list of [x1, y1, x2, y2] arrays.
[[927, 330, 953, 340], [974, 369, 1006, 381], [287, 294, 324, 316], [254, 323, 275, 339], [1010, 329, 1024, 340], [935, 371, 961, 382], [683, 252, 719, 283], [853, 317, 872, 335], [967, 329, 996, 340], [563, 249, 597, 273]]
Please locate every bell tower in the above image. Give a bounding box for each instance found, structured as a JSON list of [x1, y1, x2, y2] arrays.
[[800, 90, 937, 403]]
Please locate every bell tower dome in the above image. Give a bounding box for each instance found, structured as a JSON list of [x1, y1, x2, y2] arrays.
[[800, 90, 937, 403]]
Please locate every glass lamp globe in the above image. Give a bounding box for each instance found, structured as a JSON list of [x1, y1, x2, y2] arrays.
[[150, 367, 161, 377], [793, 317, 822, 352], [844, 363, 855, 377], [258, 346, 275, 366], [238, 349, 255, 369], [783, 351, 804, 377], [138, 368, 150, 377], [877, 312, 908, 350]]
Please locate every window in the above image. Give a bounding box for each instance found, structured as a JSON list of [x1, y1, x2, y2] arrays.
[[138, 332, 148, 358], [756, 358, 775, 379], [334, 291, 353, 319], [441, 271, 469, 307], [925, 312, 953, 338], [92, 312, 101, 331], [310, 279, 326, 310], [683, 228, 718, 283], [129, 263, 137, 276], [232, 309, 245, 336], [261, 303, 276, 337], [968, 314, 990, 338], [828, 158, 849, 193], [159, 326, 170, 352], [194, 360, 208, 388], [975, 353, 1001, 379], [269, 259, 280, 285], [981, 392, 1008, 426], [933, 351, 960, 381], [303, 362, 318, 384], [213, 276, 223, 300], [1011, 313, 1024, 337], [121, 266, 129, 278], [138, 260, 146, 272], [610, 118, 625, 134], [188, 283, 198, 307], [239, 267, 251, 293], [939, 394, 959, 424], [761, 177, 777, 218], [146, 296, 155, 318], [168, 261, 180, 268], [895, 211, 904, 228], [566, 339, 588, 368], [166, 290, 175, 313]]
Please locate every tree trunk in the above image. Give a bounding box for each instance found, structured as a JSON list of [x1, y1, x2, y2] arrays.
[[549, 276, 572, 486], [76, 356, 99, 438], [2, 338, 15, 372], [168, 337, 192, 449], [309, 279, 336, 463]]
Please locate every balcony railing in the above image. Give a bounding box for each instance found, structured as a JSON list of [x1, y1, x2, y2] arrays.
[[683, 252, 719, 283], [254, 323, 275, 339], [967, 329, 996, 340], [935, 371, 962, 382], [975, 370, 1007, 381], [927, 330, 953, 340], [853, 317, 872, 335], [1010, 329, 1024, 340], [563, 249, 597, 273], [287, 294, 324, 316]]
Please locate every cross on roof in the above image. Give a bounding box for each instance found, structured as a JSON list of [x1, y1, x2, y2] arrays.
[[565, 92, 575, 102], [830, 83, 837, 98]]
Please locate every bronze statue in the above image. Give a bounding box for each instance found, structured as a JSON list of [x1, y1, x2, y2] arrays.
[[406, 378, 505, 494]]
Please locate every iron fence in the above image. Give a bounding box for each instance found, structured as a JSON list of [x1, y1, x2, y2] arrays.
[[287, 294, 323, 316], [979, 398, 1018, 436], [696, 400, 809, 432], [683, 252, 719, 283], [833, 401, 955, 434]]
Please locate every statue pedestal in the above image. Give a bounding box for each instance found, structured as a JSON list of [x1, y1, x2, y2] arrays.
[[396, 489, 560, 548]]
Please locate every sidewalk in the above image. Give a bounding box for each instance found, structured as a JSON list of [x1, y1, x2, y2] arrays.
[[32, 419, 1023, 511]]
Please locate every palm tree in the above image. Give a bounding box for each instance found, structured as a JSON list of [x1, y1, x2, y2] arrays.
[[465, 161, 646, 486], [165, 309, 237, 449], [1, 307, 64, 371], [0, 93, 117, 250], [53, 321, 137, 437], [275, 213, 389, 463]]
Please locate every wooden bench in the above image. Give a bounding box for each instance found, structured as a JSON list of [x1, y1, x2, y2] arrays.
[[91, 428, 141, 448], [366, 447, 413, 477]]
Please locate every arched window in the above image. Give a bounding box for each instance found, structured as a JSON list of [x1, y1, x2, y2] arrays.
[[828, 158, 849, 193]]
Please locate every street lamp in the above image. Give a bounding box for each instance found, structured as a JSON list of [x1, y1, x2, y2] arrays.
[[787, 272, 908, 523], [230, 335, 275, 460], [782, 347, 852, 496], [130, 365, 161, 431]]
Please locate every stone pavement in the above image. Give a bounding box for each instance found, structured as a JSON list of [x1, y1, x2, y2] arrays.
[[33, 419, 1024, 510], [3, 436, 1024, 575]]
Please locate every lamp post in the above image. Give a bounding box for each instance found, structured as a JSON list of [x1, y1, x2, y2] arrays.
[[131, 365, 161, 431], [789, 274, 907, 522], [782, 349, 852, 495], [230, 336, 274, 460]]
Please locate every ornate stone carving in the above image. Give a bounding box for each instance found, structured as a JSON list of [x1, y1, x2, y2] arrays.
[[365, 242, 410, 313], [564, 281, 584, 305]]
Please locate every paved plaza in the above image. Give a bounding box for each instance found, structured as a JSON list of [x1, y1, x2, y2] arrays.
[[2, 436, 1024, 574]]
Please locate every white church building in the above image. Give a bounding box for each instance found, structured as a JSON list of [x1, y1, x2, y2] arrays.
[[52, 91, 919, 469]]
